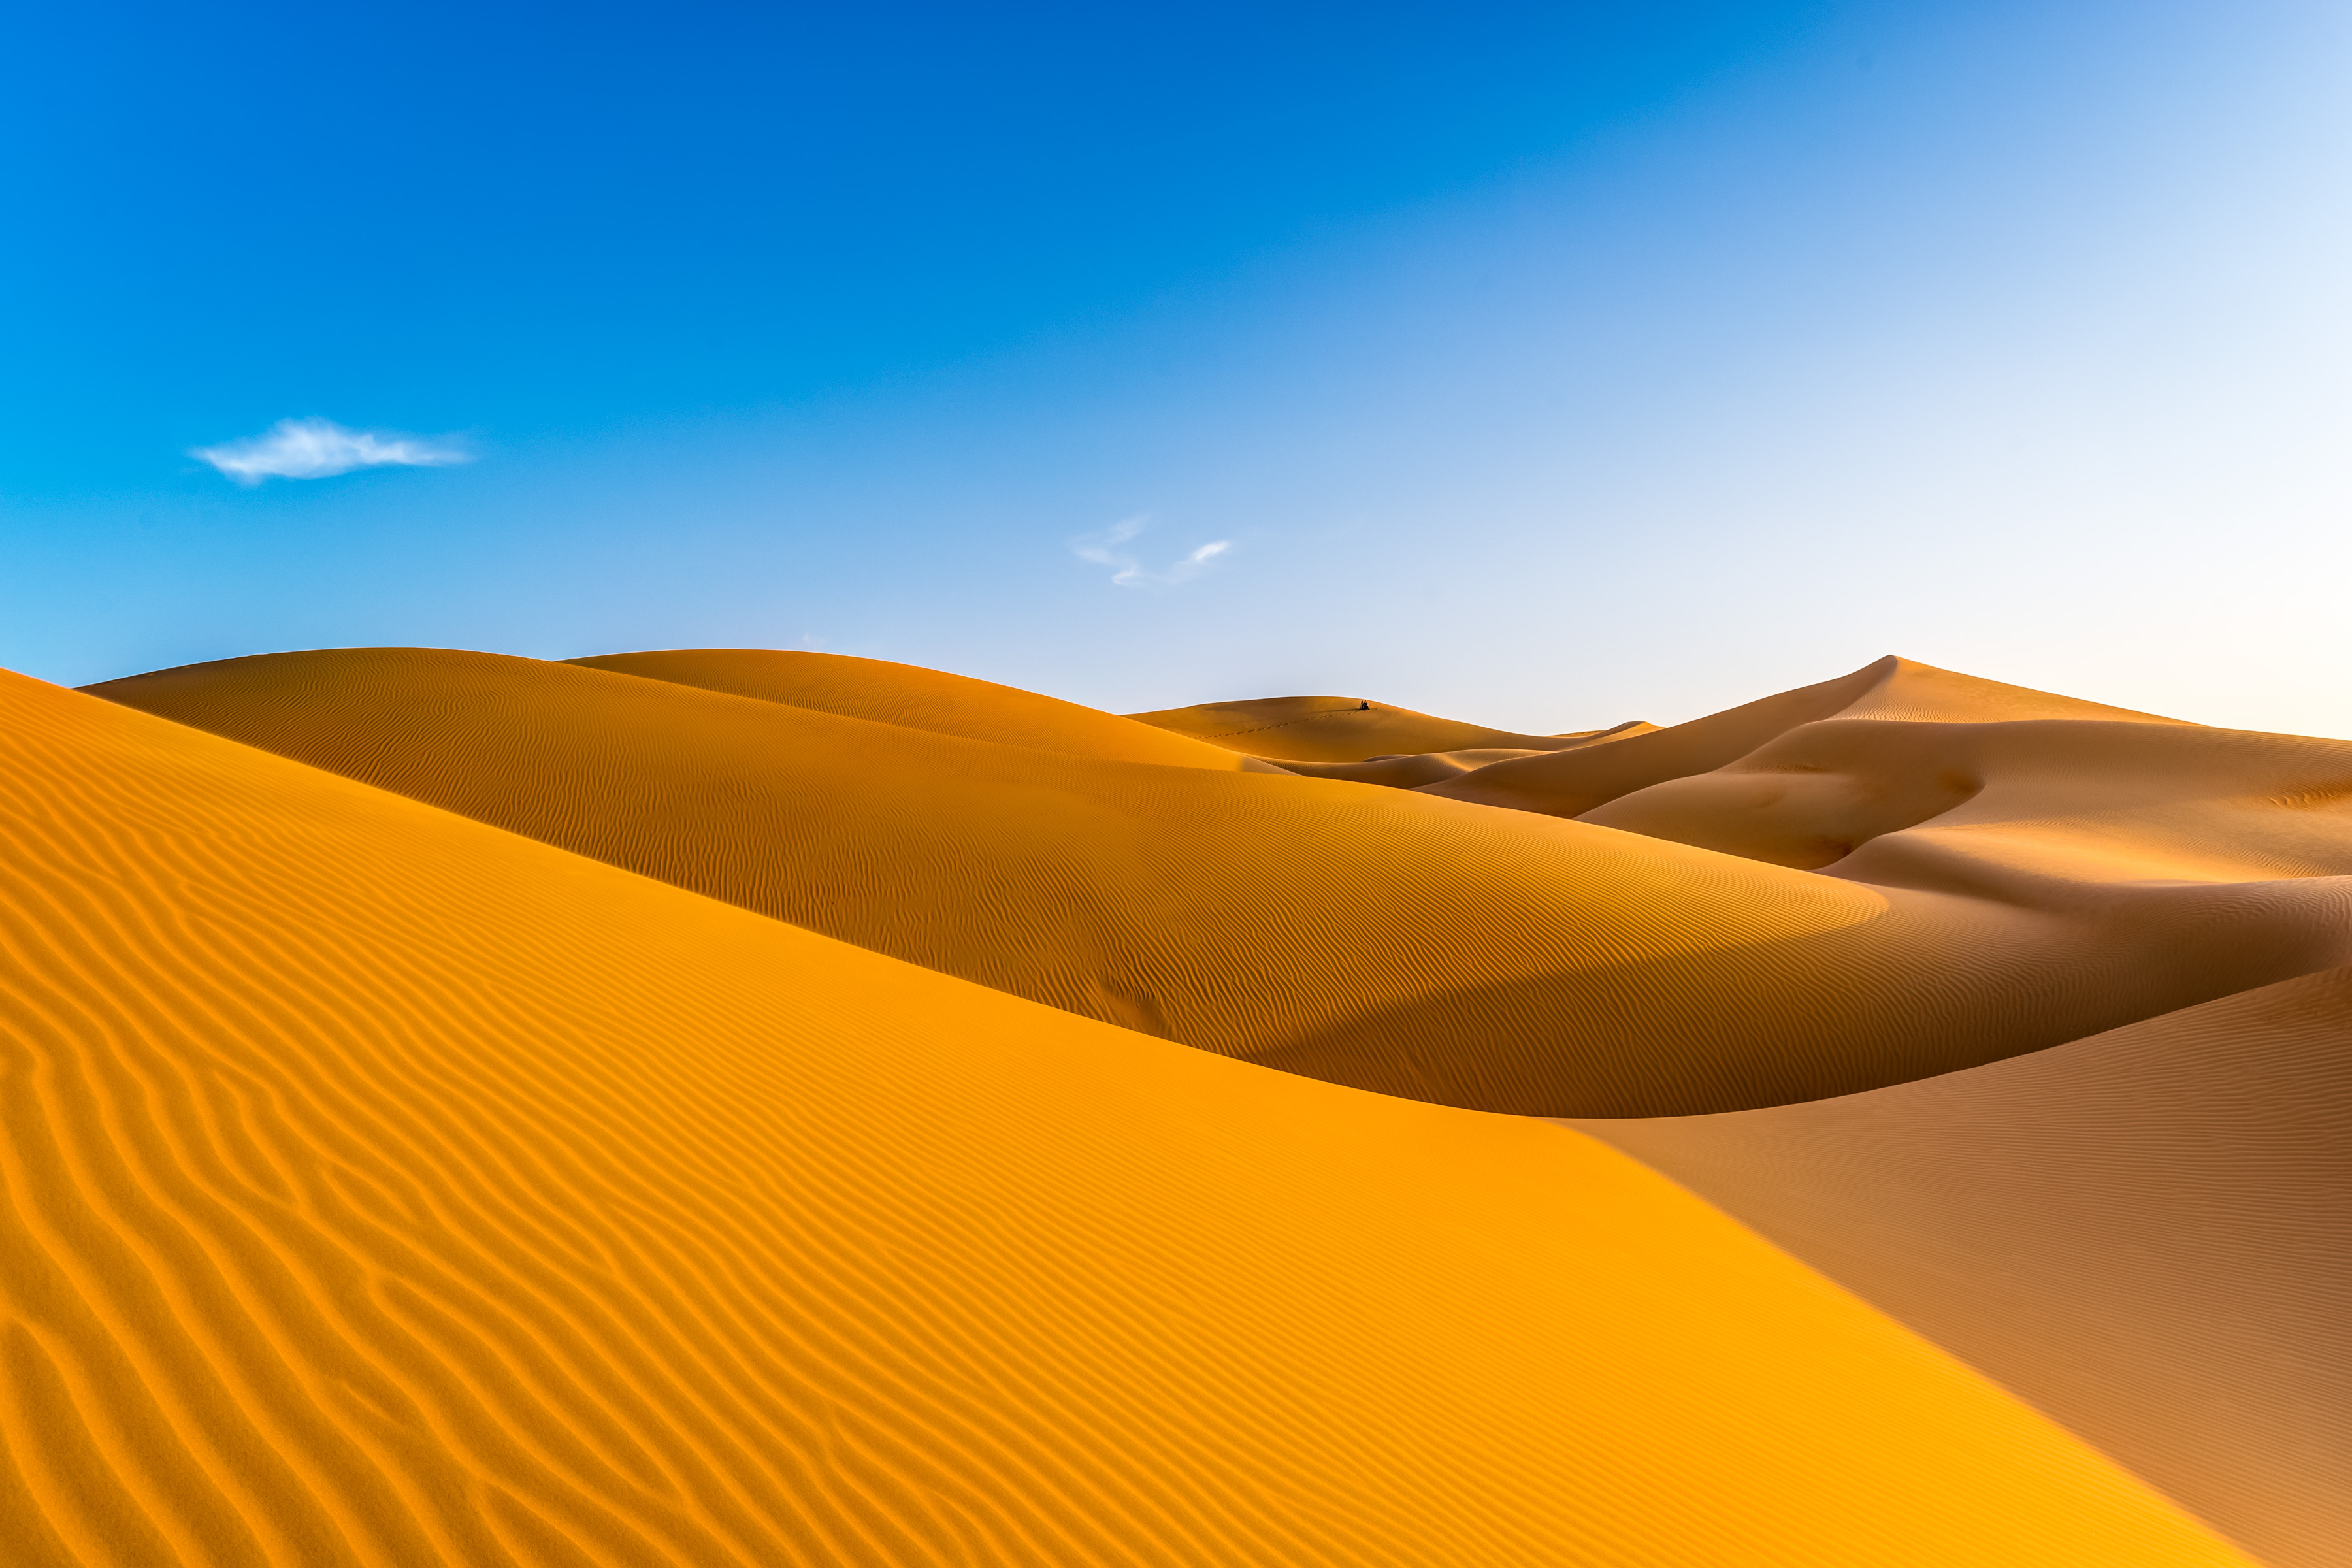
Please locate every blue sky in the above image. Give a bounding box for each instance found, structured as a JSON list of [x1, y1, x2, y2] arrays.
[[8, 1, 2352, 735]]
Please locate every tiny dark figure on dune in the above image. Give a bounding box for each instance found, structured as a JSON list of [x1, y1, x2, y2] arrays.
[[1358, 700, 1371, 711]]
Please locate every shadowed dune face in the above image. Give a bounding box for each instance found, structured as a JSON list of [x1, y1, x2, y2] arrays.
[[0, 667, 2259, 1568], [84, 648, 2352, 1117], [1571, 968, 2352, 1568], [1407, 658, 2352, 1066]]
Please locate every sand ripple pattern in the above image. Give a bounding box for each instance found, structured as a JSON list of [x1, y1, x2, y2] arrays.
[[0, 668, 2259, 1566]]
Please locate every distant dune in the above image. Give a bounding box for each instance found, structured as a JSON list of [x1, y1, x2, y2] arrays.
[[86, 649, 2352, 1121], [8, 642, 2342, 1563], [1124, 692, 1613, 762]]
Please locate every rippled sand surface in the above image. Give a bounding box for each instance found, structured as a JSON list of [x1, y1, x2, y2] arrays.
[[7, 645, 2341, 1564]]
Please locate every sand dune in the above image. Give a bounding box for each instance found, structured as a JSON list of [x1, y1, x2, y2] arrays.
[[1124, 693, 1620, 762], [1424, 653, 2187, 818], [1575, 967, 2352, 1568], [0, 664, 2257, 1567], [1252, 725, 1659, 789], [568, 648, 1259, 770], [87, 648, 2352, 1117], [1590, 705, 2352, 880]]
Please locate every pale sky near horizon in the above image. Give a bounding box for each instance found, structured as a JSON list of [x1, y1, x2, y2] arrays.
[[8, 1, 2351, 736]]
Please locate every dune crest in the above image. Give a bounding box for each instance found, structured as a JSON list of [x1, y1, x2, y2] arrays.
[[570, 647, 1258, 770], [1422, 654, 2187, 819], [88, 648, 2352, 1117], [0, 665, 2257, 1567], [1124, 693, 1620, 762]]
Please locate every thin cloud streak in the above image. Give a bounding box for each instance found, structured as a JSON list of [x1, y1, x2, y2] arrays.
[[191, 417, 472, 483], [1069, 516, 1232, 587]]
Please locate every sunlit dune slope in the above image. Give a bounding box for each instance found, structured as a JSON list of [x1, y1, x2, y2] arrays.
[[569, 647, 1257, 770], [1260, 723, 1659, 789], [1575, 967, 2352, 1568], [88, 648, 2352, 1117], [1411, 657, 2352, 1031], [1124, 693, 1613, 762], [1585, 700, 2352, 880], [0, 667, 2257, 1567], [1424, 653, 2184, 817]]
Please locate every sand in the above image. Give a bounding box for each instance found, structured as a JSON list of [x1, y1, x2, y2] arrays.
[[22, 640, 2352, 1563], [86, 649, 2352, 1117], [1573, 967, 2352, 1568], [1123, 693, 1622, 762], [0, 664, 2255, 1565], [569, 648, 1256, 770]]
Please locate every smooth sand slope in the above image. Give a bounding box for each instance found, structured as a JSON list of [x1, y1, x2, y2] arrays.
[[1124, 693, 1612, 762], [1575, 967, 2352, 1568], [1245, 724, 1659, 790], [88, 649, 2352, 1117], [1423, 654, 2187, 819], [569, 649, 1259, 771], [1563, 657, 2352, 880], [0, 666, 2259, 1567]]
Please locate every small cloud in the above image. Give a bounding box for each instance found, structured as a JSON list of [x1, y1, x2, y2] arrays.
[[190, 416, 472, 484], [1069, 515, 1233, 587]]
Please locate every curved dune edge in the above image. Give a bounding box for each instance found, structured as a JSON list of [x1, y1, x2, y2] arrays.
[[1421, 653, 2191, 818], [1551, 657, 2352, 889], [1123, 693, 1614, 762], [1258, 725, 1656, 789], [569, 648, 1256, 770], [0, 666, 2259, 1566], [86, 648, 2352, 1118], [1570, 968, 2352, 1568]]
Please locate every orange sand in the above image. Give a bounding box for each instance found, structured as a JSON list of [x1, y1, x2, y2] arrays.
[[1124, 692, 1624, 762], [1575, 967, 2352, 1568], [88, 649, 2352, 1117], [34, 641, 2352, 1563], [0, 665, 2255, 1566], [570, 648, 1258, 770]]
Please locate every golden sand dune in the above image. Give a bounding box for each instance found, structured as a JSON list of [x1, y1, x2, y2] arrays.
[[1124, 693, 1622, 762], [1252, 744, 1552, 788], [1425, 660, 2352, 1079], [1247, 725, 1658, 789], [1424, 653, 2185, 819], [0, 666, 2257, 1567], [1589, 701, 2352, 882], [86, 648, 2351, 1118], [568, 648, 1258, 770], [1575, 968, 2352, 1568]]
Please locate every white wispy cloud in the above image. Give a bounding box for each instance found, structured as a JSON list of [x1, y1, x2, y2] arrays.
[[1069, 516, 1233, 587], [189, 417, 473, 484]]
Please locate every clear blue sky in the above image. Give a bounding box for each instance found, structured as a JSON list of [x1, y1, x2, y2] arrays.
[[8, 1, 2351, 735]]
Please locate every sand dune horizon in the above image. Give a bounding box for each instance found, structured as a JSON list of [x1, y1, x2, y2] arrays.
[[0, 642, 2340, 1563]]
